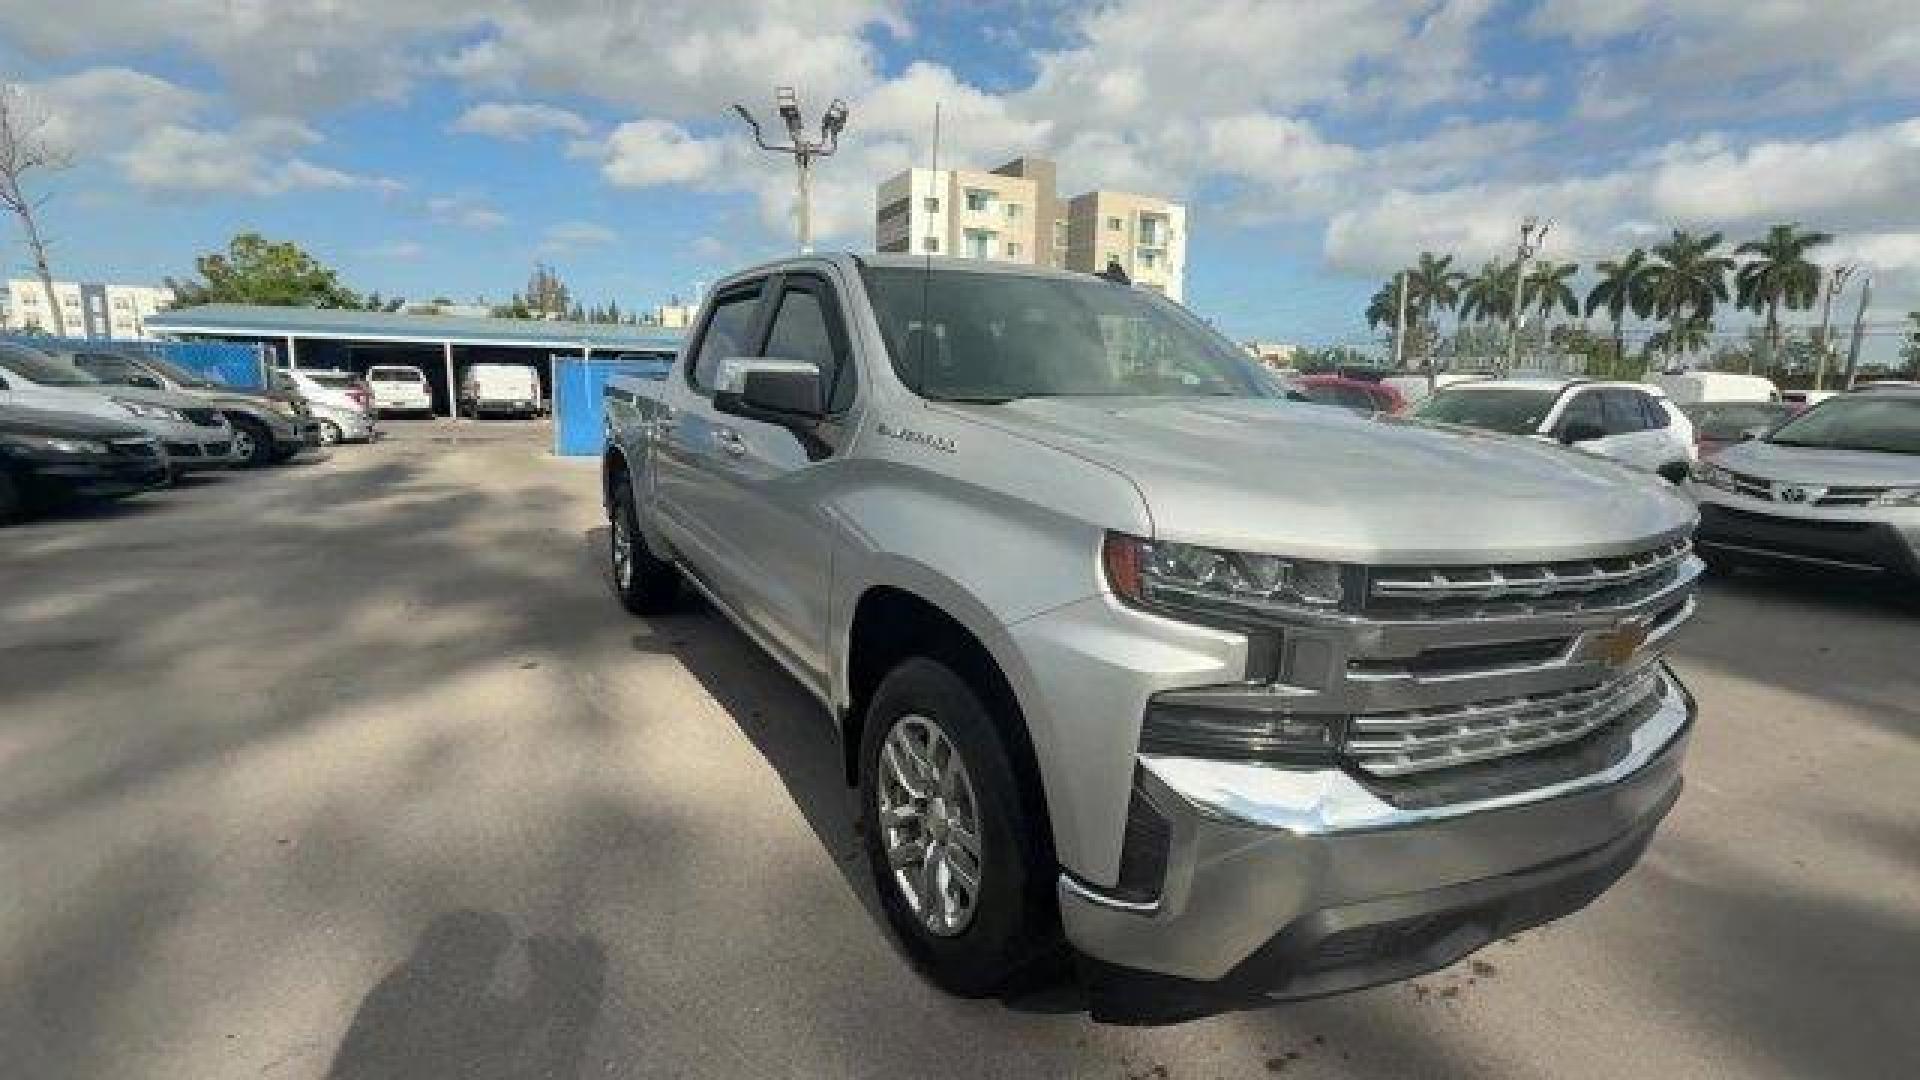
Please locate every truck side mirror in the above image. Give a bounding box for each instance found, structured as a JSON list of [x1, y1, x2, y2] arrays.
[[1560, 420, 1605, 445], [714, 357, 824, 430]]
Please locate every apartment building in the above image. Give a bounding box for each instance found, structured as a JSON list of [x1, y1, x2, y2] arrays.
[[3, 279, 176, 340], [875, 156, 1184, 299], [1065, 191, 1187, 302]]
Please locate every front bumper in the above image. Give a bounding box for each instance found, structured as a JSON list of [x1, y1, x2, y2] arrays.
[[1059, 663, 1692, 994], [14, 444, 172, 496], [1691, 488, 1920, 577], [472, 397, 539, 415]]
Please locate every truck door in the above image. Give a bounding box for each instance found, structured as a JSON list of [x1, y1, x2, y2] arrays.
[[654, 279, 771, 598], [698, 270, 859, 687]]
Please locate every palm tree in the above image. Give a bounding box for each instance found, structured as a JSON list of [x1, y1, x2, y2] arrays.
[[1458, 260, 1517, 324], [1585, 249, 1650, 364], [1523, 260, 1579, 346], [1735, 223, 1833, 374], [1365, 274, 1402, 331], [1404, 251, 1464, 360], [1647, 317, 1711, 358], [1640, 230, 1734, 363]]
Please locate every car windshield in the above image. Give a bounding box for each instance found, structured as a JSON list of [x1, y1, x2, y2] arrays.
[[1415, 386, 1558, 435], [1681, 402, 1793, 440], [138, 354, 216, 387], [861, 266, 1266, 402], [0, 343, 102, 386], [1766, 396, 1920, 455]]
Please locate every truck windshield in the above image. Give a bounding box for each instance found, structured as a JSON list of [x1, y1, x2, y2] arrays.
[[0, 343, 102, 386], [1767, 396, 1920, 455], [861, 266, 1265, 402], [1415, 386, 1558, 435]]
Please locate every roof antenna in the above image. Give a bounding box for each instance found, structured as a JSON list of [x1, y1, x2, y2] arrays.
[[916, 101, 940, 396]]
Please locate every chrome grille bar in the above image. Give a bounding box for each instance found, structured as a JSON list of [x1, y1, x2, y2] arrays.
[[1368, 538, 1691, 605], [1345, 667, 1665, 777]]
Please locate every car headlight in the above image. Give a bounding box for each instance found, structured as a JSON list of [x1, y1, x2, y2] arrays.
[[1103, 532, 1350, 620], [114, 399, 187, 422], [1, 435, 109, 455], [1872, 487, 1920, 507]]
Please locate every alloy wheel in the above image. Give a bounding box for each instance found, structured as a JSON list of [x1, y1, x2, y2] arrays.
[[610, 504, 634, 589], [877, 714, 984, 937]]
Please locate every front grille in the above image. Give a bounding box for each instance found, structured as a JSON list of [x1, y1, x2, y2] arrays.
[[109, 439, 158, 458], [1345, 666, 1666, 777], [1363, 537, 1692, 620], [205, 441, 231, 456], [1722, 470, 1887, 507], [163, 442, 201, 457], [181, 407, 225, 427]]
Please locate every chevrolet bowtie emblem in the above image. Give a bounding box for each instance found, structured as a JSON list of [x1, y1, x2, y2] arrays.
[[1590, 622, 1650, 668]]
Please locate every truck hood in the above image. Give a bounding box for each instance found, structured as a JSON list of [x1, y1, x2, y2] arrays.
[[947, 397, 1696, 563], [1711, 438, 1920, 486]]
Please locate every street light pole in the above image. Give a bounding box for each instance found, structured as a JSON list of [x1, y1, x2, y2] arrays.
[[733, 87, 849, 254], [1843, 273, 1872, 390], [1813, 263, 1855, 392], [1504, 216, 1548, 376]]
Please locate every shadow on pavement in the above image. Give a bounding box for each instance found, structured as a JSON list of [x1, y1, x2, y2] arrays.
[[327, 910, 607, 1080]]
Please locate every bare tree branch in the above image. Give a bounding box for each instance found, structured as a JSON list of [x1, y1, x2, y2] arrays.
[[0, 83, 75, 336]]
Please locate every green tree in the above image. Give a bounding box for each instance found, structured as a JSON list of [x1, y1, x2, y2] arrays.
[[1405, 251, 1464, 364], [523, 263, 571, 318], [167, 232, 363, 308], [1523, 259, 1579, 345], [1640, 230, 1734, 362], [1585, 249, 1650, 366], [1734, 223, 1832, 374], [1458, 260, 1518, 324]]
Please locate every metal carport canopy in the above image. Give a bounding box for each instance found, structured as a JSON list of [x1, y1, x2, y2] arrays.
[[145, 304, 686, 354]]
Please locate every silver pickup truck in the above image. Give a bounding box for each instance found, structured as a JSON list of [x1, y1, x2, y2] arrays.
[[602, 254, 1700, 1004]]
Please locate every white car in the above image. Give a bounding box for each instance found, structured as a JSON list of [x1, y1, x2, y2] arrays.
[[458, 362, 543, 418], [1415, 377, 1697, 481], [273, 369, 378, 444], [1690, 387, 1920, 581], [366, 365, 434, 415]]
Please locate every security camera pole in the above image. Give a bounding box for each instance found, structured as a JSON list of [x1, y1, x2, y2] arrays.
[[733, 88, 849, 254]]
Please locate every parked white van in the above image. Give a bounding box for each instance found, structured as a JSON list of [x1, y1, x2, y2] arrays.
[[459, 363, 543, 418], [1654, 371, 1780, 404], [367, 365, 434, 415]]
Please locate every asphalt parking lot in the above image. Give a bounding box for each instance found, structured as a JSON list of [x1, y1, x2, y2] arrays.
[[1, 422, 1915, 1080]]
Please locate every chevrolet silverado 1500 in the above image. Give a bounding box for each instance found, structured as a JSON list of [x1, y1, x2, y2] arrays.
[[601, 254, 1701, 1001]]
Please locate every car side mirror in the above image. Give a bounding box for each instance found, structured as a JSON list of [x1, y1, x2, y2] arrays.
[[1560, 420, 1605, 445], [714, 357, 824, 430]]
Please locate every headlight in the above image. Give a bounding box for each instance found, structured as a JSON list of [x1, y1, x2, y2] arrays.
[[1104, 532, 1350, 620], [1, 435, 109, 455], [1872, 487, 1920, 507], [114, 399, 186, 422]]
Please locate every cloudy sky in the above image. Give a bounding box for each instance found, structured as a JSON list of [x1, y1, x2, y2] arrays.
[[3, 0, 1916, 356]]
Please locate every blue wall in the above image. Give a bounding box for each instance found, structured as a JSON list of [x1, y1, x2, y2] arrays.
[[552, 353, 675, 456], [2, 335, 267, 389]]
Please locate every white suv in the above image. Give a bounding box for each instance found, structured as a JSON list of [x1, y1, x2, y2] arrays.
[[1416, 378, 1697, 481], [366, 365, 434, 415]]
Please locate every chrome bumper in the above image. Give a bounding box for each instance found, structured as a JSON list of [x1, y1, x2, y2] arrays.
[[1059, 663, 1693, 991]]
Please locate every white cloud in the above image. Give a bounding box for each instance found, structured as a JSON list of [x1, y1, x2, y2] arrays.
[[116, 118, 388, 196], [374, 240, 426, 260], [584, 120, 727, 188], [1646, 120, 1920, 226], [13, 67, 202, 154], [450, 100, 589, 140], [426, 193, 509, 229]]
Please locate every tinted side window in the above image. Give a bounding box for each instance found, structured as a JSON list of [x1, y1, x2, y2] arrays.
[[763, 284, 856, 412], [690, 286, 765, 392], [75, 353, 137, 382], [1601, 388, 1651, 433], [1556, 390, 1604, 434], [1640, 393, 1671, 428]]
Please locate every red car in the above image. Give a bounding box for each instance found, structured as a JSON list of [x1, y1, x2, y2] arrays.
[[1296, 374, 1407, 414]]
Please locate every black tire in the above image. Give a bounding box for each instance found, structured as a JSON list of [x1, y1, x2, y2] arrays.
[[0, 470, 22, 525], [859, 656, 1059, 997], [229, 416, 275, 468], [608, 479, 679, 615]]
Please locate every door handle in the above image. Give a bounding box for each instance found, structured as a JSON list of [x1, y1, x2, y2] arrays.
[[715, 427, 747, 456]]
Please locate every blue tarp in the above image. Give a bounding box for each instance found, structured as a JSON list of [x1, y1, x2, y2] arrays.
[[552, 353, 676, 456], [1, 335, 267, 388]]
